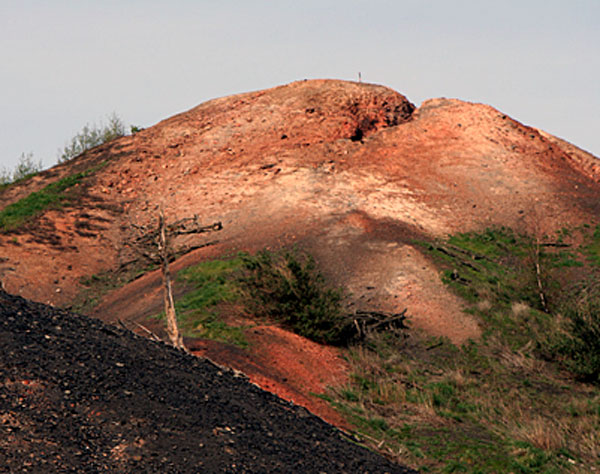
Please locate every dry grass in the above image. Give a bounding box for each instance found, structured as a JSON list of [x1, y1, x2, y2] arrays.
[[446, 367, 469, 387], [510, 416, 566, 451], [489, 337, 541, 371], [328, 333, 600, 472], [476, 298, 492, 311], [511, 301, 531, 317]]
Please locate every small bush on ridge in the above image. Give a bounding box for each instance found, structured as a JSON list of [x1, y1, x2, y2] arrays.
[[58, 113, 125, 163], [1, 152, 43, 186], [551, 288, 600, 384], [238, 248, 353, 345]]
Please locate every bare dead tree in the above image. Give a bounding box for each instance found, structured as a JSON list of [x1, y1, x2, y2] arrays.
[[129, 210, 222, 350], [157, 209, 185, 350], [524, 207, 550, 313], [533, 234, 549, 313]]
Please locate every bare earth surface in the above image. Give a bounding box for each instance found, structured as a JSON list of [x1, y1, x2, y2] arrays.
[[187, 325, 351, 430], [0, 290, 413, 473], [1, 79, 599, 467]]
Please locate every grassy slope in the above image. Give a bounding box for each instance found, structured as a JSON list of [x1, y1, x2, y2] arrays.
[[324, 226, 600, 473], [72, 227, 600, 472], [0, 161, 108, 231]]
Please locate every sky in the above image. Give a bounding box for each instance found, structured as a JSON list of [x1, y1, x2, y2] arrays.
[[1, 0, 599, 172]]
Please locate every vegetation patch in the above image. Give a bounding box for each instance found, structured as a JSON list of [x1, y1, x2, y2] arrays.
[[324, 226, 600, 472], [171, 255, 248, 347], [157, 249, 357, 347], [547, 288, 600, 384], [0, 161, 108, 232], [238, 248, 355, 345], [153, 247, 390, 348], [583, 224, 600, 267]]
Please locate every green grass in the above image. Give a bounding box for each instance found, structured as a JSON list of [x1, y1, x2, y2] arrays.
[[325, 226, 600, 472], [0, 161, 107, 231], [329, 333, 595, 472], [162, 254, 249, 346], [0, 171, 39, 191], [583, 225, 600, 266], [179, 311, 248, 347]]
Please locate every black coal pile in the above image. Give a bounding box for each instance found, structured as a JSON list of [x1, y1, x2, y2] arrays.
[[0, 290, 415, 473]]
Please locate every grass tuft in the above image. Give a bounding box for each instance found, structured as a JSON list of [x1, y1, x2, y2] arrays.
[[170, 254, 248, 347]]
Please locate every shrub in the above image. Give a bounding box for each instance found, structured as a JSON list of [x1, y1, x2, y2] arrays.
[[0, 169, 9, 186], [551, 289, 600, 384], [238, 248, 353, 345], [58, 113, 125, 163], [0, 152, 43, 186]]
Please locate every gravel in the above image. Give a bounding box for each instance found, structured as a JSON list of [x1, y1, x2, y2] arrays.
[[0, 290, 415, 473]]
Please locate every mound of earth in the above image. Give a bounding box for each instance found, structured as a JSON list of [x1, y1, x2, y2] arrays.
[[0, 290, 413, 473], [1, 79, 599, 461], [2, 80, 598, 345]]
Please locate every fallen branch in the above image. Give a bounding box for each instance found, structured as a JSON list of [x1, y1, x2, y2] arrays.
[[426, 341, 444, 351], [133, 321, 162, 342], [539, 242, 571, 248], [352, 309, 408, 340], [432, 245, 482, 272], [117, 319, 161, 342]]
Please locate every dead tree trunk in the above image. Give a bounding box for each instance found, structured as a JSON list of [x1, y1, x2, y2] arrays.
[[158, 209, 186, 351], [534, 236, 549, 313], [129, 210, 222, 349]]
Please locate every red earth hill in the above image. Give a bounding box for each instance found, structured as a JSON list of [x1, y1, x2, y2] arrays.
[[2, 79, 599, 423]]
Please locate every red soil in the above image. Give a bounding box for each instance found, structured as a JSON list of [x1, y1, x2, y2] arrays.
[[2, 79, 600, 429], [188, 325, 351, 429]]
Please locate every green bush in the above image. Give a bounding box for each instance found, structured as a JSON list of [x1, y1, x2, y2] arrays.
[[238, 248, 353, 345], [58, 113, 125, 163], [551, 289, 600, 384]]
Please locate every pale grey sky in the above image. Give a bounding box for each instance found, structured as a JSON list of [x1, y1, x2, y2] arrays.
[[1, 1, 599, 171]]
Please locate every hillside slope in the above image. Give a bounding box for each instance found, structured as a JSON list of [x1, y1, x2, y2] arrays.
[[0, 289, 413, 473], [1, 79, 598, 343], [2, 79, 600, 471]]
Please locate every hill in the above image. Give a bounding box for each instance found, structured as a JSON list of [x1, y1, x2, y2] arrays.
[[1, 80, 598, 334], [1, 79, 599, 471]]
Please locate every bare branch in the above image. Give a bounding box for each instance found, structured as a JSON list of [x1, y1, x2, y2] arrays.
[[125, 211, 223, 351], [158, 208, 187, 352]]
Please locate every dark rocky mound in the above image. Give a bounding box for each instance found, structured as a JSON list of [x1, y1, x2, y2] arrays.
[[0, 290, 414, 473]]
